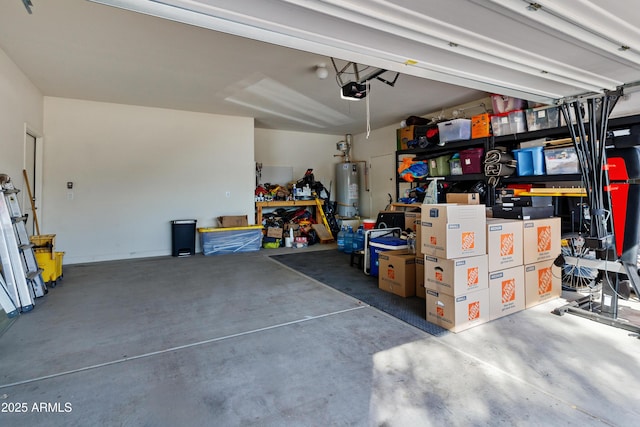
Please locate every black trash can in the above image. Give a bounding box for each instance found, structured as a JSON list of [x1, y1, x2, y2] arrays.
[[171, 219, 197, 257]]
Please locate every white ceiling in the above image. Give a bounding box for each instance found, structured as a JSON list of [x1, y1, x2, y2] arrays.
[[1, 0, 639, 135]]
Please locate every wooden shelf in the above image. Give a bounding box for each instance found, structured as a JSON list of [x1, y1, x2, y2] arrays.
[[503, 174, 582, 183], [255, 200, 324, 225], [398, 173, 485, 184], [389, 203, 422, 211]]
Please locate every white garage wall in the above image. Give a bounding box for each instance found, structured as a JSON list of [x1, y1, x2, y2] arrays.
[[0, 48, 43, 183], [350, 127, 399, 218], [254, 128, 342, 195], [42, 97, 255, 264]]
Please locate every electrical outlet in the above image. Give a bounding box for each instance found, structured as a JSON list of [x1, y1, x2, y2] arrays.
[[225, 191, 231, 198]]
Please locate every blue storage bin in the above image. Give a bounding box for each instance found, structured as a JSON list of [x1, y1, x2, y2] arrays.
[[369, 236, 408, 277], [513, 146, 545, 176]]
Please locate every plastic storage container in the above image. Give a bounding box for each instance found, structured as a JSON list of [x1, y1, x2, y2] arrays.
[[459, 148, 485, 174], [526, 106, 560, 131], [508, 110, 527, 134], [428, 154, 452, 176], [362, 219, 376, 230], [513, 146, 545, 176], [449, 158, 463, 175], [491, 112, 511, 136], [437, 119, 472, 143], [491, 94, 527, 113], [171, 219, 197, 257], [544, 146, 580, 174], [369, 236, 408, 277], [198, 225, 263, 255], [471, 113, 491, 139]]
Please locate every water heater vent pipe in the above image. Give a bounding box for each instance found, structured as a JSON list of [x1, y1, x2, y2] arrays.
[[335, 133, 353, 162]]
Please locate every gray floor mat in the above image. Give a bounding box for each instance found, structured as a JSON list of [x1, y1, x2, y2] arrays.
[[271, 250, 448, 337]]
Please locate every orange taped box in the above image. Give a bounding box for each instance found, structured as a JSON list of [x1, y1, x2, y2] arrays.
[[378, 251, 416, 298], [426, 287, 490, 333], [423, 254, 488, 296], [420, 204, 486, 259], [522, 217, 561, 264], [488, 265, 525, 321], [524, 260, 562, 308], [486, 218, 523, 272]]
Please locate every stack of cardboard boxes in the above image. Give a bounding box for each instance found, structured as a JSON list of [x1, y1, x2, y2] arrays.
[[521, 217, 563, 308], [486, 218, 526, 322], [377, 210, 421, 297], [375, 200, 564, 333], [420, 203, 489, 333]]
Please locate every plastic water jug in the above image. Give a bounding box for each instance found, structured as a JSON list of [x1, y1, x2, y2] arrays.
[[353, 226, 365, 252], [344, 226, 354, 254], [337, 226, 346, 252]]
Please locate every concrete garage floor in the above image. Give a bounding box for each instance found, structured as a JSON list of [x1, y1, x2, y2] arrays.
[[0, 245, 639, 426]]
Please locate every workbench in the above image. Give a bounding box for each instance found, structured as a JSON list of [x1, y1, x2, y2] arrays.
[[255, 200, 324, 225]]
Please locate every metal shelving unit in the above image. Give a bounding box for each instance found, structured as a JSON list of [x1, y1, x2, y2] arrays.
[[395, 137, 490, 201], [395, 114, 640, 205]]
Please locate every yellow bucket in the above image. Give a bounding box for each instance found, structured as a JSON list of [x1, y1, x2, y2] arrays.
[[35, 251, 57, 283], [55, 252, 65, 280]]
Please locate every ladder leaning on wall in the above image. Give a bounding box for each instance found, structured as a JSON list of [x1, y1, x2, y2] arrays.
[[0, 174, 47, 316]]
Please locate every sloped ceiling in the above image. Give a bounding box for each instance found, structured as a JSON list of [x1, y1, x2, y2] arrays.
[[1, 0, 639, 135]]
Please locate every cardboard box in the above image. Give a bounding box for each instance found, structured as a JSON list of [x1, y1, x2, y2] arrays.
[[445, 193, 480, 205], [522, 217, 561, 264], [426, 288, 490, 333], [488, 265, 525, 320], [378, 251, 416, 297], [396, 128, 406, 150], [415, 256, 425, 299], [424, 254, 488, 295], [218, 215, 249, 228], [398, 126, 415, 149], [420, 204, 486, 258], [486, 218, 523, 271], [405, 211, 420, 232], [266, 226, 283, 238], [524, 260, 562, 308]]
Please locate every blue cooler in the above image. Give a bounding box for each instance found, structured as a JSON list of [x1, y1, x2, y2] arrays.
[[369, 236, 408, 277]]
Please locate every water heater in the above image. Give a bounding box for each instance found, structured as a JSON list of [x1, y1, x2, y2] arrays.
[[335, 162, 360, 217]]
